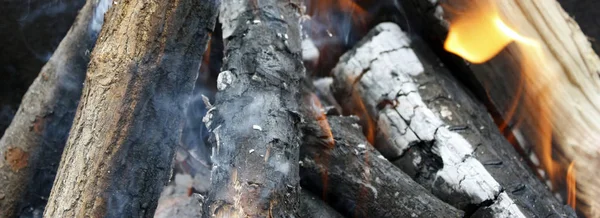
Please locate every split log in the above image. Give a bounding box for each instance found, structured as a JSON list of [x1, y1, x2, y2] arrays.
[[331, 22, 575, 217], [300, 115, 463, 218], [201, 0, 305, 217], [0, 0, 110, 216], [399, 0, 600, 216], [43, 0, 219, 217], [0, 0, 85, 135]]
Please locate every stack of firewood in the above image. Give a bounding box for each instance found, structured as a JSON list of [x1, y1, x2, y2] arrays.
[[0, 0, 598, 217]]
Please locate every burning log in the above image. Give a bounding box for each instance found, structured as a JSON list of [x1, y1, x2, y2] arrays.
[[399, 0, 600, 216], [201, 0, 305, 217], [331, 22, 575, 217], [43, 0, 218, 216], [0, 0, 110, 216], [300, 115, 463, 218]]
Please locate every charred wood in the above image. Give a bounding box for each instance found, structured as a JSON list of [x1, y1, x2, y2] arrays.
[[298, 190, 344, 218], [201, 0, 305, 217], [0, 0, 110, 216], [399, 1, 600, 216], [300, 115, 463, 218], [43, 0, 218, 217], [331, 23, 574, 217]]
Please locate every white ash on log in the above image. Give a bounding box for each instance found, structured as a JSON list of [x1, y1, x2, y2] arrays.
[[331, 22, 575, 217], [300, 115, 463, 218], [399, 1, 600, 216], [43, 0, 219, 217], [201, 0, 305, 217], [0, 0, 110, 216]]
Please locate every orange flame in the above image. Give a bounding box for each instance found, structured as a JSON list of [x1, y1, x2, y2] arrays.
[[567, 161, 577, 209], [444, 1, 539, 63], [443, 0, 575, 211]]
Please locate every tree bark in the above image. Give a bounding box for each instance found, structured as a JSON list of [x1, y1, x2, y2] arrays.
[[0, 0, 110, 217], [399, 1, 600, 216], [0, 0, 85, 136], [300, 115, 463, 218], [43, 0, 218, 217], [201, 1, 305, 217], [331, 22, 575, 217]]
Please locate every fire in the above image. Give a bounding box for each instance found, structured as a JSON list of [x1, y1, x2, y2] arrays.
[[444, 1, 539, 63], [443, 0, 576, 211]]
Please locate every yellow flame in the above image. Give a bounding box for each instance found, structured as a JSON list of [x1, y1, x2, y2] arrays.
[[443, 0, 576, 211], [444, 1, 538, 63]]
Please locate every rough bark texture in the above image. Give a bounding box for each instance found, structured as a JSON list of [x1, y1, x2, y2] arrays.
[[0, 0, 110, 217], [201, 0, 305, 217], [331, 23, 575, 217], [399, 1, 600, 216], [300, 115, 463, 218], [0, 0, 85, 136], [43, 0, 219, 217]]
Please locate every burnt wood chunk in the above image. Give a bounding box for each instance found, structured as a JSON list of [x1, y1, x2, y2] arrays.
[[43, 0, 219, 217], [331, 22, 574, 217], [399, 1, 600, 216], [201, 0, 305, 217], [300, 115, 463, 218]]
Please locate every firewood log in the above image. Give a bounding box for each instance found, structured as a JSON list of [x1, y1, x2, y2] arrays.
[[300, 115, 463, 218], [201, 0, 305, 217], [43, 0, 218, 217], [399, 0, 600, 216], [331, 22, 575, 217], [0, 0, 110, 216], [298, 190, 344, 218], [0, 0, 85, 135]]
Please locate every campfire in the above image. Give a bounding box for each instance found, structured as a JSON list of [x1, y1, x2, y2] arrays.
[[0, 0, 598, 217]]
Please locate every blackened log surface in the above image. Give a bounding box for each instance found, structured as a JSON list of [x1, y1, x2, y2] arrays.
[[298, 190, 344, 218], [202, 0, 305, 217], [331, 23, 574, 217], [43, 0, 219, 217], [0, 0, 85, 136], [0, 0, 109, 217], [300, 116, 463, 218]]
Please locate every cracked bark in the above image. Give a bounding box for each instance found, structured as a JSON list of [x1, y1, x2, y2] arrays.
[[300, 115, 463, 218], [43, 0, 218, 217], [0, 0, 109, 216], [201, 0, 305, 217], [399, 1, 600, 216], [331, 23, 574, 217]]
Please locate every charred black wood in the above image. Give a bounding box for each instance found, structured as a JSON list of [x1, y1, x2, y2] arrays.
[[331, 22, 575, 217], [300, 115, 463, 218], [201, 0, 305, 217], [298, 190, 345, 218]]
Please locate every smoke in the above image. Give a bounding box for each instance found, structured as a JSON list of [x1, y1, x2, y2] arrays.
[[90, 0, 113, 33]]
